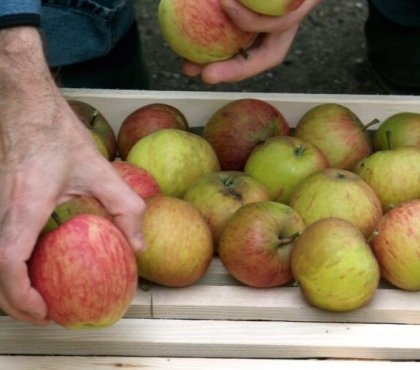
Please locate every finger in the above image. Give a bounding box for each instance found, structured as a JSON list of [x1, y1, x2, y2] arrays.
[[222, 0, 321, 33], [87, 163, 147, 254], [200, 26, 299, 84]]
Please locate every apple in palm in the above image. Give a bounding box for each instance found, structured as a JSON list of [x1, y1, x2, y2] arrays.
[[28, 214, 138, 329], [294, 103, 373, 170], [370, 200, 420, 291], [138, 194, 213, 287], [244, 135, 328, 203], [111, 160, 161, 199], [183, 171, 271, 247], [117, 103, 189, 160], [354, 146, 420, 210], [158, 0, 257, 64], [238, 0, 304, 16], [218, 201, 305, 288], [289, 168, 383, 238], [68, 100, 117, 160], [127, 128, 220, 198], [373, 112, 420, 150], [291, 217, 380, 312], [202, 98, 290, 170]]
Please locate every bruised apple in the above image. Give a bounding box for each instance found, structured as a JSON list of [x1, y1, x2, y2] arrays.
[[138, 194, 213, 287], [218, 201, 305, 288], [111, 160, 161, 199], [291, 217, 380, 312], [183, 171, 271, 248], [117, 103, 189, 160], [158, 0, 257, 64], [28, 215, 138, 329], [238, 0, 304, 16], [202, 99, 290, 170]]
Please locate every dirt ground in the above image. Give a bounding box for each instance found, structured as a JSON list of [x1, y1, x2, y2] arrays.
[[133, 0, 384, 95]]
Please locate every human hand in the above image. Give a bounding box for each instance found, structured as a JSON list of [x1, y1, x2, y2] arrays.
[[0, 27, 146, 325], [183, 0, 321, 84]]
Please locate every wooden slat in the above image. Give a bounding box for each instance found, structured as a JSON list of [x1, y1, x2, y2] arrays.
[[1, 317, 420, 360], [1, 356, 419, 370]]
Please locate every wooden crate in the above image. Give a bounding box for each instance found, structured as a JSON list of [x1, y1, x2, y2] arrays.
[[2, 90, 420, 369]]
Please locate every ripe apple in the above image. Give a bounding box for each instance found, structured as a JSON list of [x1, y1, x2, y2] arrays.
[[238, 0, 304, 16], [202, 98, 290, 171], [373, 112, 420, 151], [127, 128, 220, 198], [68, 100, 117, 160], [158, 0, 257, 64], [354, 146, 420, 211], [138, 194, 213, 287], [183, 170, 271, 247], [370, 200, 420, 291], [43, 196, 111, 233], [289, 168, 383, 238], [218, 201, 305, 288], [111, 160, 161, 199], [244, 135, 328, 203], [117, 103, 189, 160], [28, 214, 138, 329], [291, 217, 380, 312], [294, 103, 373, 170]]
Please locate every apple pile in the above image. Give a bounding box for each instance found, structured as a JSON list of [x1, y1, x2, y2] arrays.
[[28, 98, 420, 330]]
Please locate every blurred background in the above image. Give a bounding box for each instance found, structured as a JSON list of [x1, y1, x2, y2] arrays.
[[134, 0, 384, 94]]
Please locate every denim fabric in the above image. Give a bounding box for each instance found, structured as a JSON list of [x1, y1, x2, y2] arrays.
[[40, 0, 135, 67], [371, 0, 420, 27], [0, 1, 41, 15]]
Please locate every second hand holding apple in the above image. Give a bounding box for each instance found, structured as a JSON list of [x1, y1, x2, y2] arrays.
[[0, 26, 146, 326]]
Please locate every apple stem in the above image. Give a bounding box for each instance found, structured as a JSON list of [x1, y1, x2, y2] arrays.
[[51, 211, 62, 226], [362, 118, 380, 131], [89, 110, 99, 128], [278, 231, 301, 247], [238, 48, 249, 60], [223, 177, 235, 188], [294, 144, 305, 157], [366, 230, 379, 244]]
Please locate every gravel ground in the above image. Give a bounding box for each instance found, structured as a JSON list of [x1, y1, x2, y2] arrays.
[[133, 0, 383, 94]]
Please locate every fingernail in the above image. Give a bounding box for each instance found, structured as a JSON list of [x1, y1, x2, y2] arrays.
[[131, 232, 147, 254]]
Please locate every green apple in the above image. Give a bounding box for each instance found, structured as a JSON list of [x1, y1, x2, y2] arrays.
[[127, 128, 220, 198], [91, 131, 109, 159], [295, 103, 373, 170], [374, 112, 420, 151], [138, 194, 213, 287], [370, 200, 420, 291], [289, 168, 383, 238], [354, 146, 420, 210], [291, 217, 380, 312], [238, 0, 304, 16], [219, 201, 305, 288], [244, 135, 328, 203], [158, 0, 257, 64], [183, 170, 271, 248]]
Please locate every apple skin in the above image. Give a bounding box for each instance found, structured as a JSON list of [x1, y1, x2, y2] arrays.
[[354, 146, 420, 211], [117, 103, 189, 160], [28, 214, 138, 329], [370, 200, 420, 291], [111, 160, 161, 199], [127, 128, 220, 198], [289, 168, 383, 238], [68, 100, 117, 161], [238, 0, 304, 16], [138, 194, 214, 287], [291, 217, 380, 312], [158, 0, 257, 64], [43, 196, 111, 233], [374, 112, 420, 151], [202, 99, 290, 171], [294, 103, 372, 170], [183, 170, 271, 248], [244, 135, 328, 203], [218, 201, 305, 288]]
